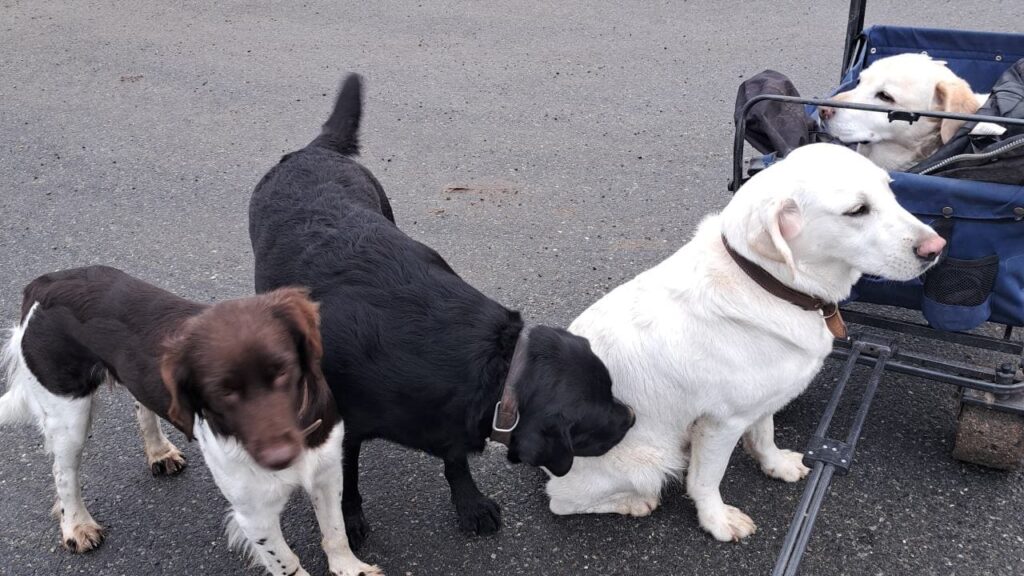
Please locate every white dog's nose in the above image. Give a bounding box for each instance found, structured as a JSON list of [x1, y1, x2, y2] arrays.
[[915, 235, 946, 260], [819, 106, 835, 121]]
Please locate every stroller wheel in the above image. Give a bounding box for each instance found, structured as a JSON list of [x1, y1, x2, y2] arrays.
[[952, 401, 1024, 470]]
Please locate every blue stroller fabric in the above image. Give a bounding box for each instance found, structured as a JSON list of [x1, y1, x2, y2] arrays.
[[840, 26, 1024, 330]]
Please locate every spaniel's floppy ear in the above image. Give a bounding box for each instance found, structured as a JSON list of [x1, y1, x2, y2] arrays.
[[265, 287, 329, 416], [750, 197, 802, 279], [935, 79, 980, 143], [160, 331, 196, 441]]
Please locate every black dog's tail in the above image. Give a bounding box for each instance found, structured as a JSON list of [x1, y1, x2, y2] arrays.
[[310, 73, 363, 155]]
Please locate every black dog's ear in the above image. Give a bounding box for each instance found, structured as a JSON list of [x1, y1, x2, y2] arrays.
[[160, 333, 196, 441], [514, 422, 575, 477]]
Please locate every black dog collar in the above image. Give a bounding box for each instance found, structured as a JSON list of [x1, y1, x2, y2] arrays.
[[490, 327, 531, 445]]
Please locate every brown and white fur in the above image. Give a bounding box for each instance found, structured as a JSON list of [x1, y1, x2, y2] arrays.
[[0, 265, 381, 576], [820, 53, 1004, 171]]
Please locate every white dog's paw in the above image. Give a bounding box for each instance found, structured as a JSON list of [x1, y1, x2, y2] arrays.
[[698, 505, 757, 542], [614, 495, 660, 517], [761, 449, 810, 483], [332, 562, 384, 576]]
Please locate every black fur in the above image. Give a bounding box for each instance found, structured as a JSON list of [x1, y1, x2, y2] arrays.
[[249, 74, 634, 547]]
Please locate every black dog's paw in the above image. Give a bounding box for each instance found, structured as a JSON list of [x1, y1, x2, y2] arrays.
[[344, 508, 370, 551], [455, 495, 501, 535]]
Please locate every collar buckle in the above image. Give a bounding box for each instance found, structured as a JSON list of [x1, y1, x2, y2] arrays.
[[492, 401, 520, 434]]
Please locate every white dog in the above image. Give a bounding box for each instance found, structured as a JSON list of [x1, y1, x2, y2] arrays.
[[820, 53, 1002, 171], [545, 143, 945, 541]]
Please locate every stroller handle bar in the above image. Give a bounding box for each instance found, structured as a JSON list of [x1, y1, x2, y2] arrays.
[[730, 93, 1024, 191]]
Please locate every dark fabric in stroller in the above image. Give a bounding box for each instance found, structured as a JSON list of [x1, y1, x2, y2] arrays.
[[734, 70, 820, 157], [911, 58, 1024, 184]]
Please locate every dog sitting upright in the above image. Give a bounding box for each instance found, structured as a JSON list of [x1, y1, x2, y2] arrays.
[[819, 53, 1003, 171], [0, 265, 380, 576], [544, 144, 946, 541]]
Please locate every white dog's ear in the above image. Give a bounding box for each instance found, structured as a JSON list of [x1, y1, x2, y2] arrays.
[[751, 197, 802, 278], [934, 79, 980, 143]]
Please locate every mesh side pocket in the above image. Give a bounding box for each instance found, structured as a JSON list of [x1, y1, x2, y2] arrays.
[[924, 255, 999, 307]]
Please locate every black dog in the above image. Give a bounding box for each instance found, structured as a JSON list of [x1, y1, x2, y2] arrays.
[[249, 74, 635, 547]]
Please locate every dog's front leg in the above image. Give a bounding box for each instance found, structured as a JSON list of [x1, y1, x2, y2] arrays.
[[309, 444, 382, 576], [227, 498, 308, 576], [443, 454, 501, 535], [342, 435, 370, 550], [686, 417, 756, 542], [134, 402, 187, 476], [742, 413, 809, 483]]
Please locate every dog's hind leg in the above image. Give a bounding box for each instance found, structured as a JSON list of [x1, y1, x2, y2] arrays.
[[742, 413, 809, 483], [134, 402, 187, 476], [444, 453, 501, 535], [547, 442, 668, 517], [687, 417, 756, 542], [341, 434, 369, 550], [42, 391, 103, 552], [308, 431, 382, 576], [3, 313, 104, 552]]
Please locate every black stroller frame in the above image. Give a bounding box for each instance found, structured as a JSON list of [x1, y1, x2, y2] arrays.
[[728, 1, 1024, 574]]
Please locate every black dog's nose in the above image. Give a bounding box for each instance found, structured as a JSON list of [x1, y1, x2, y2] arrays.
[[626, 406, 636, 426]]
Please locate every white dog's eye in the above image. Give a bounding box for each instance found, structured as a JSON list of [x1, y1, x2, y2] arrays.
[[875, 91, 895, 104], [844, 204, 870, 217]]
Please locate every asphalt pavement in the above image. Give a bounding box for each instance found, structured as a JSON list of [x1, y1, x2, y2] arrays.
[[1, 1, 1023, 574]]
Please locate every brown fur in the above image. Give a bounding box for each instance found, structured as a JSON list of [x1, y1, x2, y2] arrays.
[[161, 287, 338, 461], [935, 78, 982, 143], [17, 265, 334, 471]]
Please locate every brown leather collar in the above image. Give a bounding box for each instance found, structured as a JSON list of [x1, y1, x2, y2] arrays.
[[722, 235, 847, 340], [490, 327, 531, 446]]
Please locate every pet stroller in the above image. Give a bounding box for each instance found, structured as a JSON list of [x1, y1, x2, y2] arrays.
[[729, 2, 1024, 574]]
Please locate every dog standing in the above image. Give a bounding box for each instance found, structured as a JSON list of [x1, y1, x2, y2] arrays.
[[820, 53, 1002, 171], [249, 75, 636, 547], [544, 144, 945, 541], [0, 266, 380, 576]]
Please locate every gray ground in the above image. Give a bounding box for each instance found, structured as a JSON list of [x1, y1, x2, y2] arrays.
[[1, 1, 1022, 574]]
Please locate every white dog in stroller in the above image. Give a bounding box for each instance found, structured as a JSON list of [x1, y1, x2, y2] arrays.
[[545, 143, 946, 541], [819, 53, 1004, 171]]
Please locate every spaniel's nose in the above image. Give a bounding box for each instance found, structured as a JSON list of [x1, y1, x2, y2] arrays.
[[256, 442, 301, 470], [915, 235, 947, 260], [819, 106, 835, 121]]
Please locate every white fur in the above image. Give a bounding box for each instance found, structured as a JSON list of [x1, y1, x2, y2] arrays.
[[545, 144, 943, 542], [196, 421, 380, 576], [0, 304, 104, 551], [822, 53, 1003, 171], [0, 304, 381, 575]]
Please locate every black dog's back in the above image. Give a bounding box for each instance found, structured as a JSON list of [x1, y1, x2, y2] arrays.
[[249, 75, 519, 443]]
